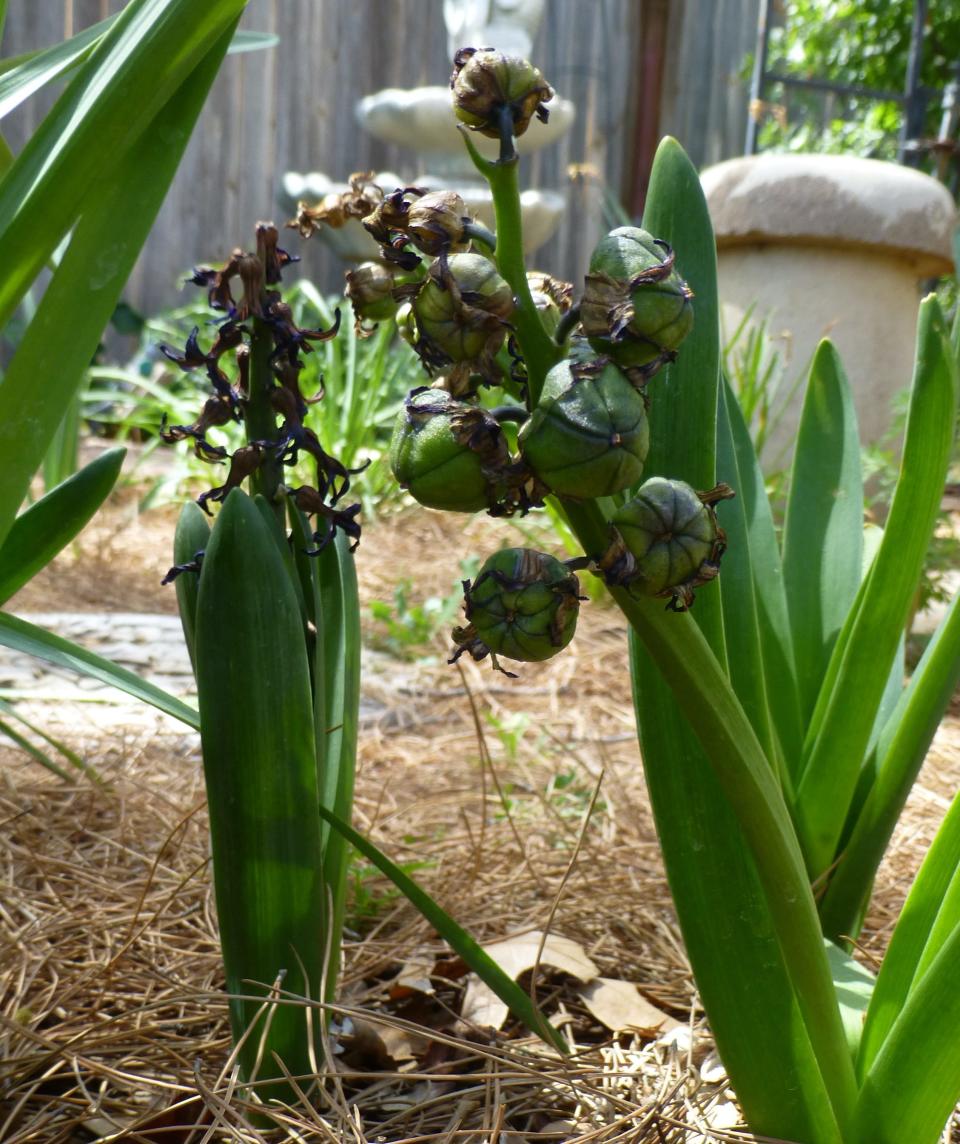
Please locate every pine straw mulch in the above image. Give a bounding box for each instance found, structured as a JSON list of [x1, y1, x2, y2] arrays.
[[2, 496, 960, 1143]]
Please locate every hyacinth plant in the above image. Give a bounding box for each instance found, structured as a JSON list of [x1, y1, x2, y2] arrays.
[[298, 46, 960, 1144]]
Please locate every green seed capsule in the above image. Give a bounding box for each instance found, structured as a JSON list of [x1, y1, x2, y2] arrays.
[[582, 227, 693, 376], [518, 358, 649, 498], [450, 49, 554, 140], [389, 388, 508, 513], [413, 253, 515, 363], [602, 477, 733, 609], [451, 548, 580, 671]]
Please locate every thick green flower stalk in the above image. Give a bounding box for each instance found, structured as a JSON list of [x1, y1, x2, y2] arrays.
[[306, 43, 960, 1144]]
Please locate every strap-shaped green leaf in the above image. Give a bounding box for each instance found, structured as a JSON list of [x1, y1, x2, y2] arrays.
[[860, 790, 960, 1078], [795, 299, 957, 876], [316, 802, 567, 1054], [0, 447, 124, 605], [716, 382, 781, 776], [820, 594, 960, 941], [0, 16, 114, 119], [0, 694, 101, 784], [782, 341, 864, 727], [0, 14, 238, 552], [0, 0, 245, 329], [314, 532, 361, 1006], [171, 501, 211, 676], [855, 917, 960, 1144], [195, 489, 323, 1095], [723, 374, 804, 772], [0, 611, 198, 728]]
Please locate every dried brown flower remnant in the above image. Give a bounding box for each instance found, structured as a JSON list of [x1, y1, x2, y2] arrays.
[[288, 171, 384, 238], [450, 48, 553, 140]]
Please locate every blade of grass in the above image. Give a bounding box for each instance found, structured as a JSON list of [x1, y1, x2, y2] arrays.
[[795, 299, 957, 876], [820, 593, 960, 940], [0, 611, 198, 728], [0, 16, 239, 552], [316, 802, 568, 1054], [194, 488, 323, 1095], [0, 694, 101, 784], [782, 341, 864, 728], [0, 447, 124, 605]]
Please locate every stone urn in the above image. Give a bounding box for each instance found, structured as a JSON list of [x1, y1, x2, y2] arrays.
[[700, 153, 956, 467]]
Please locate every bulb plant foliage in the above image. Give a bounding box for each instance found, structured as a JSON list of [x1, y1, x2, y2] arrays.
[[299, 46, 960, 1144]]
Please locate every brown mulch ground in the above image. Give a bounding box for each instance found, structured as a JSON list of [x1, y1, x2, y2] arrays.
[[2, 486, 959, 1142]]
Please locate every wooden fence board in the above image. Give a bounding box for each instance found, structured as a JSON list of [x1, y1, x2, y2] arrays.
[[2, 0, 758, 314]]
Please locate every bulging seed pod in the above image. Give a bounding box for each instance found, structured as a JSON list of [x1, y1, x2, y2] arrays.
[[450, 48, 553, 140], [405, 190, 473, 256], [518, 358, 650, 499], [389, 387, 511, 513], [527, 270, 574, 336], [411, 253, 515, 387], [450, 547, 581, 674], [581, 227, 693, 378], [413, 253, 515, 360], [345, 262, 397, 330], [600, 477, 734, 611]]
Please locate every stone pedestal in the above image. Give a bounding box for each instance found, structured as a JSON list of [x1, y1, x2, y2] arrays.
[[700, 154, 956, 467]]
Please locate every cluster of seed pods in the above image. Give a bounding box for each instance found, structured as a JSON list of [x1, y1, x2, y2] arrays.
[[295, 48, 734, 675]]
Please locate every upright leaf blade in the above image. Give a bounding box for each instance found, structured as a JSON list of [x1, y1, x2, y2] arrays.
[[195, 489, 323, 1094], [820, 593, 960, 940], [621, 138, 851, 1143], [795, 299, 957, 876], [723, 373, 804, 771], [0, 447, 124, 605], [171, 501, 211, 675], [782, 341, 863, 727]]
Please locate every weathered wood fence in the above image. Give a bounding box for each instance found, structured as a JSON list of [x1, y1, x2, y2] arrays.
[[2, 0, 759, 314]]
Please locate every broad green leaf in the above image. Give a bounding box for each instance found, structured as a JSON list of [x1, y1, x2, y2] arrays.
[[0, 0, 246, 331], [618, 138, 853, 1142], [860, 790, 960, 1075], [0, 447, 124, 605], [823, 939, 874, 1058], [855, 919, 960, 1144], [0, 611, 198, 728], [195, 489, 322, 1096], [171, 501, 210, 675], [723, 374, 804, 773], [716, 382, 780, 775], [316, 803, 568, 1054], [795, 299, 957, 877], [782, 341, 863, 727], [0, 17, 238, 553]]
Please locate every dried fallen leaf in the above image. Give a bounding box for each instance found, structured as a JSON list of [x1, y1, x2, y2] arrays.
[[578, 977, 680, 1035], [461, 930, 599, 1031]]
